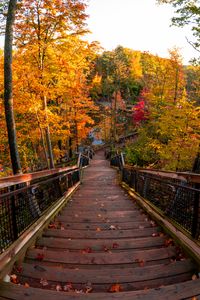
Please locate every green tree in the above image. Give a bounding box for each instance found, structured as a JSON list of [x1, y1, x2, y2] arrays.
[[157, 0, 200, 57]]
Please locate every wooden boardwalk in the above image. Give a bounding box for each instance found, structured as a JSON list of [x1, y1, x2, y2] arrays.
[[0, 151, 200, 299]]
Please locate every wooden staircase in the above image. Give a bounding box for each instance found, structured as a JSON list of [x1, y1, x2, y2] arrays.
[[0, 151, 200, 299]]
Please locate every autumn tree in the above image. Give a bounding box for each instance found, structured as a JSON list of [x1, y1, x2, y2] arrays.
[[91, 46, 142, 144], [12, 0, 88, 168]]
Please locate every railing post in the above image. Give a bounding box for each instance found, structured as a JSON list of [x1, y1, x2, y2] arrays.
[[192, 191, 200, 239]]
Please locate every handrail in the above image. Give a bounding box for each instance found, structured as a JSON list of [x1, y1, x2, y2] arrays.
[[0, 165, 78, 190], [123, 165, 200, 184], [0, 149, 93, 253], [109, 152, 200, 242]]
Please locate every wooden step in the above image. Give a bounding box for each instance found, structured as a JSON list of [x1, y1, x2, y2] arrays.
[[36, 236, 167, 250], [1, 279, 200, 299], [48, 221, 152, 230], [26, 246, 177, 265], [17, 260, 195, 290], [42, 227, 160, 239]]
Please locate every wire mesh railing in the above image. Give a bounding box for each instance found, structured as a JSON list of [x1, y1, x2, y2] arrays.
[[0, 151, 92, 254], [110, 153, 200, 242]]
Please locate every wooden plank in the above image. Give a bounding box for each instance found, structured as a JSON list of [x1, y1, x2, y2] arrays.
[[18, 260, 195, 284], [26, 246, 176, 265], [42, 227, 160, 239], [0, 280, 200, 300], [57, 214, 145, 223], [49, 221, 152, 230], [59, 211, 142, 218], [36, 236, 166, 250]]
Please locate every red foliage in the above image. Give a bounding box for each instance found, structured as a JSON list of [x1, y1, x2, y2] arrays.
[[132, 100, 147, 125]]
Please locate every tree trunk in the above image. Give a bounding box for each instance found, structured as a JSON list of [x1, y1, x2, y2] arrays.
[[4, 0, 22, 174], [43, 96, 54, 169], [36, 111, 49, 168], [192, 146, 200, 174]]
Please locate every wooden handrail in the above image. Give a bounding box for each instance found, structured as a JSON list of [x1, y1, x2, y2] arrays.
[[124, 165, 200, 184], [0, 165, 78, 189]]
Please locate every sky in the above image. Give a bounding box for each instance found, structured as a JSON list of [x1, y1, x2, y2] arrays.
[[85, 0, 199, 64]]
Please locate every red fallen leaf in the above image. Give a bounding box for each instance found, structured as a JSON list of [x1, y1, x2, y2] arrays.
[[36, 253, 44, 261], [112, 243, 119, 249], [48, 223, 57, 229], [10, 274, 19, 284], [164, 238, 174, 247], [139, 260, 145, 267], [81, 247, 92, 254], [24, 282, 30, 288], [15, 266, 23, 273], [102, 246, 110, 252], [135, 259, 145, 267], [108, 283, 123, 293], [63, 282, 74, 292]]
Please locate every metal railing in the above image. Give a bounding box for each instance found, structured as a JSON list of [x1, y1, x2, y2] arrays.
[[110, 153, 200, 242], [0, 152, 92, 253]]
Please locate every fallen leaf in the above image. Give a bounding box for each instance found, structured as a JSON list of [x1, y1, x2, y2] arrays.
[[108, 283, 123, 293], [139, 260, 145, 267], [48, 223, 57, 229], [56, 284, 62, 291], [84, 282, 93, 293], [159, 232, 165, 237], [96, 227, 101, 232], [192, 297, 198, 300], [150, 220, 156, 227], [97, 214, 101, 217], [81, 247, 92, 254], [40, 278, 48, 286], [63, 282, 74, 292], [36, 253, 44, 261], [135, 259, 145, 267], [112, 243, 119, 249], [164, 238, 174, 247], [152, 233, 158, 237], [75, 289, 84, 293], [24, 283, 30, 288], [192, 274, 198, 281], [10, 274, 19, 284], [109, 225, 116, 230], [102, 246, 110, 252], [15, 266, 23, 273], [60, 225, 65, 230]]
